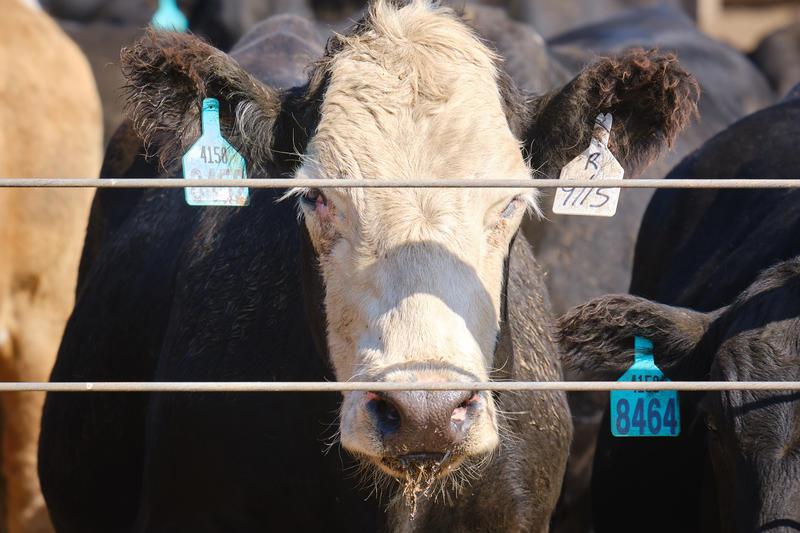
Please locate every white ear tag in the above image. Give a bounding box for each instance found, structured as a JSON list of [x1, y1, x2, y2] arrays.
[[183, 98, 249, 207], [552, 113, 624, 217]]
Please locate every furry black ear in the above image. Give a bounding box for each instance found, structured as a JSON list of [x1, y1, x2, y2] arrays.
[[557, 294, 711, 375], [523, 49, 700, 177], [121, 29, 282, 171]]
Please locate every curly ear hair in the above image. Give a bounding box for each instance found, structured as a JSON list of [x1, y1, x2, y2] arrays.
[[524, 49, 700, 177], [557, 294, 711, 375], [121, 30, 281, 172]]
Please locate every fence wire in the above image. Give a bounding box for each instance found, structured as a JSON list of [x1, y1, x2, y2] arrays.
[[3, 178, 800, 189], [1, 382, 798, 392]]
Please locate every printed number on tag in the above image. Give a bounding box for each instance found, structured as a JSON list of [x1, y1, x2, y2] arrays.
[[182, 98, 249, 207], [611, 337, 680, 438], [553, 113, 624, 217]]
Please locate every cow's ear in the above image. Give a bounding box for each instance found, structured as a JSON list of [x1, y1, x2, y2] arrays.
[[522, 49, 699, 177], [557, 294, 712, 374], [120, 30, 282, 171]]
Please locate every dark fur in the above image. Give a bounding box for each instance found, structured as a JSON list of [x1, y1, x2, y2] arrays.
[[558, 294, 712, 374], [121, 30, 282, 173], [525, 49, 699, 177], [750, 23, 800, 99], [559, 91, 800, 532]]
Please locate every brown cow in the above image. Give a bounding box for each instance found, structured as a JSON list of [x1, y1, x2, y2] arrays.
[[0, 1, 102, 531]]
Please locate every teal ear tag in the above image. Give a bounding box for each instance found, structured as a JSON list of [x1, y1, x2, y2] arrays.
[[183, 98, 249, 207], [151, 0, 189, 32], [610, 337, 680, 437]]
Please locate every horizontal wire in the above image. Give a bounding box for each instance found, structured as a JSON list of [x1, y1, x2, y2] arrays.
[[1, 381, 798, 392], [2, 178, 800, 189]]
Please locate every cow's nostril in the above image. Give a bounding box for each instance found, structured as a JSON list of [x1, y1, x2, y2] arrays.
[[451, 392, 480, 430], [367, 393, 401, 437]]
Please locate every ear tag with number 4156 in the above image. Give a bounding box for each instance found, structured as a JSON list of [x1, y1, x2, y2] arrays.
[[183, 98, 249, 207], [611, 337, 680, 438], [552, 113, 624, 217], [151, 0, 189, 32]]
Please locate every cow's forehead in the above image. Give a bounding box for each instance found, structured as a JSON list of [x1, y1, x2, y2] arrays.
[[304, 1, 528, 185]]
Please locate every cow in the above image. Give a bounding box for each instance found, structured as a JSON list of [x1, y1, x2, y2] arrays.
[[558, 86, 800, 532], [751, 23, 800, 99], [506, 0, 695, 38], [45, 0, 368, 147], [0, 1, 103, 532], [38, 1, 698, 531]]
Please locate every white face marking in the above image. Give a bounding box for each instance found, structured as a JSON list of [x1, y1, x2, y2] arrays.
[[295, 1, 536, 463]]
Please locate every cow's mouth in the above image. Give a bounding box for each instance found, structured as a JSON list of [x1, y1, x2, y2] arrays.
[[377, 452, 462, 515], [379, 452, 459, 478]]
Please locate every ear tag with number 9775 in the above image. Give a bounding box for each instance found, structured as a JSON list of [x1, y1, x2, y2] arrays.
[[553, 113, 624, 217], [611, 337, 680, 438], [183, 98, 249, 207]]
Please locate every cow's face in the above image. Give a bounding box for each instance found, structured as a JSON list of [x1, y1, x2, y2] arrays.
[[122, 0, 697, 489], [702, 284, 800, 532], [296, 1, 532, 476], [558, 260, 800, 531]]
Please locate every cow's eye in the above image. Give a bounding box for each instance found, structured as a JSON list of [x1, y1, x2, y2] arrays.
[[302, 188, 331, 215]]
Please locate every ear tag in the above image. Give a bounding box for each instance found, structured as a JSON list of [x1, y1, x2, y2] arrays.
[[151, 0, 188, 32], [552, 113, 624, 217], [610, 337, 680, 438], [183, 98, 249, 207]]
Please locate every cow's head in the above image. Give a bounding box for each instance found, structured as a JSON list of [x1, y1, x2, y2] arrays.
[[122, 0, 697, 487], [558, 259, 800, 531]]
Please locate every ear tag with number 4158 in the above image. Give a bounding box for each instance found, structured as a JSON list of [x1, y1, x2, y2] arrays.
[[611, 337, 680, 438], [552, 113, 624, 217], [151, 0, 189, 32], [183, 98, 249, 207]]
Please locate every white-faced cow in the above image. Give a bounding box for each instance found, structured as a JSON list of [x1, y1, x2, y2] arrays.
[[559, 88, 800, 532], [1, 1, 103, 532], [39, 2, 696, 531]]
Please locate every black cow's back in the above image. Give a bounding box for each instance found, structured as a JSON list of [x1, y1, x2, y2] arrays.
[[632, 93, 800, 309]]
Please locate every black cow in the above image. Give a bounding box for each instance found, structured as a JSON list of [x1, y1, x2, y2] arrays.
[[559, 87, 800, 532], [508, 0, 695, 38], [38, 2, 696, 532], [40, 0, 350, 50], [751, 23, 800, 100], [45, 0, 353, 146]]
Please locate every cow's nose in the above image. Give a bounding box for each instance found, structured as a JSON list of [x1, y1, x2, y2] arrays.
[[366, 390, 481, 455]]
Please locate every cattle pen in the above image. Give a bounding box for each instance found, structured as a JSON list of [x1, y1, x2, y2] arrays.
[[2, 176, 800, 395]]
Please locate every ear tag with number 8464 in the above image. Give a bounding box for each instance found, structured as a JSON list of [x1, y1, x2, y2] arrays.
[[611, 337, 680, 438], [553, 113, 624, 217], [183, 98, 249, 207]]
